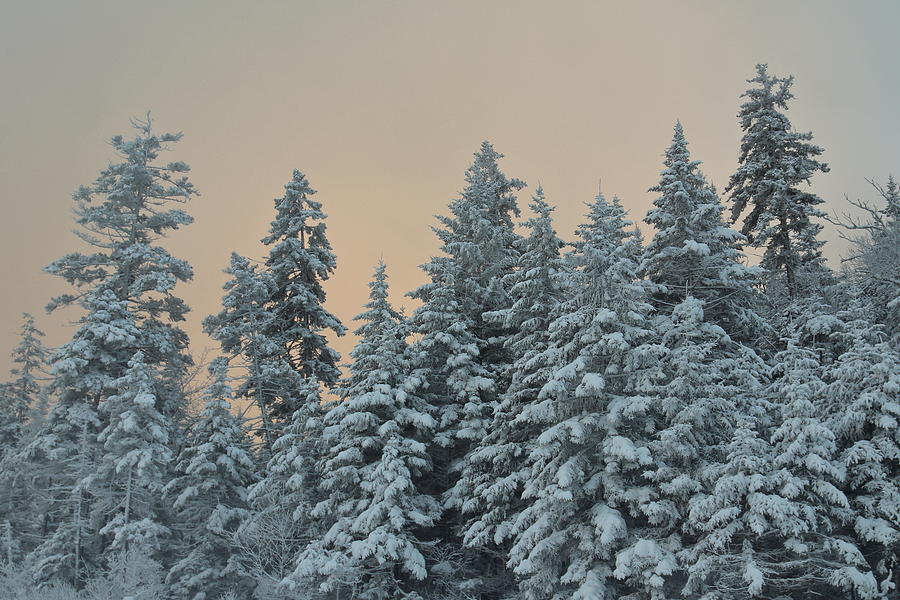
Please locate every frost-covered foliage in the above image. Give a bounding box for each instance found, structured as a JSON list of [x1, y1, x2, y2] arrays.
[[826, 306, 900, 593], [2, 71, 899, 599], [94, 352, 172, 558], [260, 169, 346, 417], [164, 359, 257, 600], [834, 176, 900, 345], [642, 122, 764, 344], [726, 64, 830, 301], [505, 192, 656, 600], [0, 314, 48, 452], [293, 262, 440, 599], [453, 187, 567, 567], [203, 252, 283, 452], [612, 297, 765, 600], [407, 141, 525, 595], [686, 337, 877, 600], [22, 118, 197, 588]]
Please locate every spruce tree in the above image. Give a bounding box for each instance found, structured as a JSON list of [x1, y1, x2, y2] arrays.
[[232, 168, 345, 597], [642, 122, 763, 344], [259, 169, 346, 420], [203, 252, 283, 453], [0, 314, 49, 568], [612, 297, 766, 600], [94, 351, 172, 556], [293, 262, 440, 599], [164, 359, 257, 600], [453, 187, 567, 582], [506, 193, 658, 600], [726, 64, 829, 301], [407, 141, 524, 593], [686, 338, 877, 599], [24, 118, 197, 587], [0, 314, 48, 456], [826, 305, 900, 594]]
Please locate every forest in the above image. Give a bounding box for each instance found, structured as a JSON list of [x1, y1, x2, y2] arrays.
[[0, 63, 897, 600]]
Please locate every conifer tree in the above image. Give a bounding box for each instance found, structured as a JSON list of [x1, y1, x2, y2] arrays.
[[453, 188, 567, 581], [826, 305, 900, 594], [642, 122, 763, 344], [165, 359, 257, 600], [259, 169, 346, 420], [611, 297, 766, 600], [203, 252, 283, 452], [407, 142, 524, 593], [293, 262, 440, 599], [227, 169, 345, 595], [23, 118, 197, 586], [686, 338, 876, 599], [94, 351, 172, 557], [0, 314, 47, 456], [0, 314, 49, 568], [506, 193, 658, 600], [726, 64, 829, 301]]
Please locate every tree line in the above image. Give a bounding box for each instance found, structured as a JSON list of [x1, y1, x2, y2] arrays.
[[0, 63, 897, 600]]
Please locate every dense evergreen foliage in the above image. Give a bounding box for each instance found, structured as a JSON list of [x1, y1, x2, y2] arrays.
[[0, 65, 898, 599]]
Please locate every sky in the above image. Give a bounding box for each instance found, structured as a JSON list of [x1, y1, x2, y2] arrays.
[[1, 0, 898, 376]]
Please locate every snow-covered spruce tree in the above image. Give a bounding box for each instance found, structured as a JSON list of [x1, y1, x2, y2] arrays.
[[641, 122, 764, 346], [236, 374, 326, 599], [0, 314, 49, 567], [506, 192, 659, 600], [203, 252, 283, 454], [0, 314, 48, 452], [292, 262, 440, 600], [610, 297, 766, 600], [259, 168, 346, 421], [23, 118, 197, 587], [407, 141, 524, 594], [93, 351, 172, 558], [685, 336, 877, 600], [452, 187, 567, 580], [726, 64, 830, 302], [223, 169, 344, 596], [826, 303, 900, 595], [164, 358, 257, 600]]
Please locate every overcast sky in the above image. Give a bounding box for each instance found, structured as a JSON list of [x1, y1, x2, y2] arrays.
[[1, 0, 898, 374]]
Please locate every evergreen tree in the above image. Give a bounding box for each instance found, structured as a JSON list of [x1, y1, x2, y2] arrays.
[[23, 118, 197, 586], [0, 314, 48, 456], [165, 359, 257, 600], [94, 351, 172, 557], [686, 338, 876, 599], [238, 375, 326, 598], [226, 170, 345, 598], [203, 252, 283, 453], [293, 262, 440, 599], [642, 122, 763, 344], [726, 64, 830, 301], [453, 187, 567, 583], [506, 193, 658, 600], [407, 141, 524, 594], [0, 314, 49, 567], [612, 297, 766, 600], [826, 305, 900, 594], [260, 169, 346, 420]]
